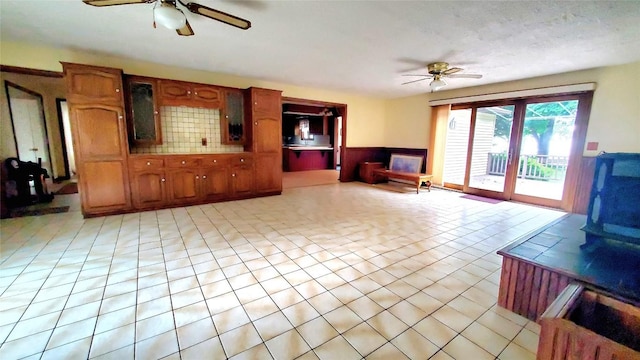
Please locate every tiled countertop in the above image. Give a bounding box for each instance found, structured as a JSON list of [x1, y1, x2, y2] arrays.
[[498, 214, 640, 304]]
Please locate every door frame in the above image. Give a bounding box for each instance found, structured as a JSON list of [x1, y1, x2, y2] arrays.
[[281, 96, 348, 180], [4, 80, 53, 174], [55, 98, 71, 180], [452, 91, 594, 210]]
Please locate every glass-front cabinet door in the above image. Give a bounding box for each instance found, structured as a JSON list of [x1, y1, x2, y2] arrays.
[[221, 89, 245, 145], [126, 76, 162, 145]]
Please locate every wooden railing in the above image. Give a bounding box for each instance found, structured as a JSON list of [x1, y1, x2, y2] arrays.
[[487, 153, 568, 180]]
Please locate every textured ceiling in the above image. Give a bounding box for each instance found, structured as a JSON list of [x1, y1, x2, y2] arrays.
[[1, 1, 639, 98]]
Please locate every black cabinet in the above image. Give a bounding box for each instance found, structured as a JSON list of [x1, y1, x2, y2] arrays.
[[581, 153, 640, 249]]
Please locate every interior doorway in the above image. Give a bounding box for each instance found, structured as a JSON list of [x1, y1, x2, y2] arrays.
[[281, 97, 347, 186], [442, 93, 593, 210], [56, 98, 76, 180], [5, 81, 53, 178]]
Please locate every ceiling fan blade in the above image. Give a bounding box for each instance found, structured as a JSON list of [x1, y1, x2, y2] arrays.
[[176, 19, 194, 36], [184, 2, 251, 29], [443, 67, 463, 75], [83, 0, 152, 6], [401, 78, 429, 85], [446, 73, 483, 79], [402, 74, 433, 77]]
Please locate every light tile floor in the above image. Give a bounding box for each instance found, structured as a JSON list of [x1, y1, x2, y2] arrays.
[[0, 183, 566, 359]]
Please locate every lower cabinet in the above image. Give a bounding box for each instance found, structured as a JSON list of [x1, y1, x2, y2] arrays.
[[201, 157, 230, 201], [129, 154, 255, 210], [130, 170, 166, 208], [230, 156, 254, 196], [168, 168, 200, 204], [81, 160, 131, 213]]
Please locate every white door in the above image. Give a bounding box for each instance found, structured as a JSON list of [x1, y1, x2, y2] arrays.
[[10, 97, 52, 176]]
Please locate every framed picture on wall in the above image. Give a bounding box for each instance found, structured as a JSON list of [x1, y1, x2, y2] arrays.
[[389, 154, 423, 173]]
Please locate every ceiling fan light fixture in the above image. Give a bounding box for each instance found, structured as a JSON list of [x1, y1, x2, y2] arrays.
[[154, 2, 186, 30], [430, 76, 447, 91]]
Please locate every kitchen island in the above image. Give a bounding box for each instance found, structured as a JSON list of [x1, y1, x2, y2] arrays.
[[282, 145, 334, 171]]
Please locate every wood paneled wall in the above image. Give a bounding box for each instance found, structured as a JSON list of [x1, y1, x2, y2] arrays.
[[498, 256, 572, 322], [341, 147, 428, 182], [572, 156, 597, 214]]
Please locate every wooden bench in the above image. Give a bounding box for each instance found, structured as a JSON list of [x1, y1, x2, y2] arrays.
[[373, 169, 432, 194]]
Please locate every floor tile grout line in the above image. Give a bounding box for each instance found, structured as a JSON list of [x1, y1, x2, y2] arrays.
[[0, 216, 108, 357]]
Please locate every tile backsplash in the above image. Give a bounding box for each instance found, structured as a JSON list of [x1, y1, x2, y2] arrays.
[[131, 106, 244, 154]]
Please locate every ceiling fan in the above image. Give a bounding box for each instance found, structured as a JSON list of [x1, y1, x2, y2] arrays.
[[83, 0, 251, 36], [402, 62, 482, 91]]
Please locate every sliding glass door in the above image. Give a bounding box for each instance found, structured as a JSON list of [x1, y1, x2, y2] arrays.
[[444, 93, 592, 209], [466, 105, 516, 196]]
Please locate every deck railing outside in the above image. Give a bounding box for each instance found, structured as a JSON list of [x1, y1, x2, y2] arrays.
[[487, 153, 569, 180]]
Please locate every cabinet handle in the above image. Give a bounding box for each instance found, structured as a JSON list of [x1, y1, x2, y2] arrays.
[[187, 91, 191, 95], [254, 102, 257, 105], [196, 176, 199, 179], [255, 121, 258, 125], [118, 115, 123, 120], [161, 178, 166, 182], [181, 160, 186, 165], [154, 111, 158, 115], [232, 174, 236, 177], [116, 88, 120, 93], [213, 160, 217, 163], [194, 92, 198, 95], [240, 158, 244, 162], [146, 161, 151, 166], [202, 175, 207, 179]]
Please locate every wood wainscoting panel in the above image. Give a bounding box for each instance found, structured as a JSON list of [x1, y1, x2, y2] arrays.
[[498, 256, 572, 322], [384, 148, 428, 173], [341, 147, 385, 182], [341, 147, 428, 182], [572, 156, 597, 214]]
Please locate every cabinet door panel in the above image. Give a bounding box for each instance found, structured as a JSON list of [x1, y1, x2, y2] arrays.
[[232, 165, 254, 196], [169, 170, 200, 203], [81, 161, 130, 210], [71, 105, 126, 159], [222, 90, 245, 144], [255, 154, 282, 193], [193, 86, 221, 105], [252, 89, 281, 116], [65, 67, 122, 103], [127, 77, 161, 144], [131, 171, 165, 208], [160, 81, 192, 101], [201, 167, 229, 200], [255, 117, 282, 153]]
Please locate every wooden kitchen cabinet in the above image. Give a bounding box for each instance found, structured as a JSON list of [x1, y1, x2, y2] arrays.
[[159, 80, 222, 108], [247, 87, 283, 195], [63, 63, 123, 105], [168, 168, 200, 204], [129, 158, 166, 209], [62, 63, 132, 217], [130, 170, 166, 208], [125, 76, 162, 145], [221, 89, 245, 145], [166, 157, 201, 204], [200, 156, 230, 201], [128, 154, 255, 209], [230, 155, 254, 196]]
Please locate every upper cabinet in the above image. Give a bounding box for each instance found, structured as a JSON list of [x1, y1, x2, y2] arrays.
[[63, 62, 123, 105], [125, 76, 162, 145], [158, 80, 222, 108], [221, 89, 245, 145]]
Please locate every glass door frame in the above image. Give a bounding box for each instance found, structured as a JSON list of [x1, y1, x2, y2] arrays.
[[450, 91, 593, 211]]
